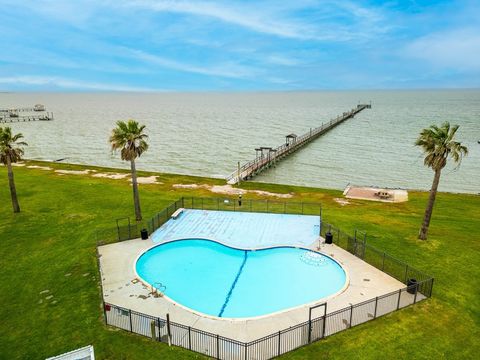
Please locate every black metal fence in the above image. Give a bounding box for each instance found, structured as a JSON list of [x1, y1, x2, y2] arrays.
[[104, 276, 432, 359], [320, 223, 433, 296], [109, 197, 323, 242], [100, 197, 434, 359]]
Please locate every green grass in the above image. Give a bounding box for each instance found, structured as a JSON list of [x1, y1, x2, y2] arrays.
[[0, 161, 479, 359]]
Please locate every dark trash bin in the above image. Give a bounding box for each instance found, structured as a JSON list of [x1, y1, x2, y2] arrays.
[[325, 232, 333, 244], [407, 278, 418, 294], [141, 228, 149, 240]]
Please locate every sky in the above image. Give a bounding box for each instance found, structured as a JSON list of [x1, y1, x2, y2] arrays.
[[0, 0, 479, 91]]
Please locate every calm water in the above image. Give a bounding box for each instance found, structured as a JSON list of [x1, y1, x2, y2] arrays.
[[136, 239, 346, 318], [1, 91, 479, 193]]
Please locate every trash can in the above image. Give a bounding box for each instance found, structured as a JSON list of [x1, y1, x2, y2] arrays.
[[407, 278, 418, 294], [325, 232, 333, 244], [141, 228, 149, 240]]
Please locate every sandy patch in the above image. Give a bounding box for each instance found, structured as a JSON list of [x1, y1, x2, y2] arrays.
[[173, 183, 293, 198], [55, 169, 95, 175], [334, 198, 350, 206], [173, 184, 201, 189], [130, 176, 161, 185], [92, 172, 129, 180], [11, 162, 25, 167], [250, 190, 293, 198], [27, 165, 52, 170]]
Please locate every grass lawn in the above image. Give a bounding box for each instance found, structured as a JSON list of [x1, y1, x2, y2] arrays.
[[0, 161, 479, 359]]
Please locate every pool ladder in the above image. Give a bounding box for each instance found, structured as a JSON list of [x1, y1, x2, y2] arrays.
[[152, 282, 167, 297]]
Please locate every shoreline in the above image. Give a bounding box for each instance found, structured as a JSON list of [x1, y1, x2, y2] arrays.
[[15, 158, 479, 196]]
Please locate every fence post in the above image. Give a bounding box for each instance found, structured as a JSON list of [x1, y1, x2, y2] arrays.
[[188, 326, 191, 350], [244, 342, 247, 360], [166, 313, 172, 346], [353, 230, 358, 256], [414, 284, 418, 303], [201, 198, 204, 210], [362, 233, 367, 259], [181, 196, 184, 208], [103, 302, 107, 325], [301, 202, 304, 214], [374, 297, 378, 318], [278, 331, 281, 357], [308, 318, 312, 343], [129, 309, 133, 332], [396, 289, 402, 310], [116, 219, 120, 241], [404, 264, 409, 283], [349, 305, 353, 327], [216, 334, 220, 359], [321, 305, 327, 338], [157, 318, 161, 341]]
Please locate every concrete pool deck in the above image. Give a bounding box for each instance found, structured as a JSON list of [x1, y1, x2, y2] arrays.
[[98, 237, 421, 342]]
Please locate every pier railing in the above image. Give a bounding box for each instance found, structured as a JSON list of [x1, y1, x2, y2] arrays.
[[226, 104, 370, 184], [0, 112, 53, 123], [99, 198, 434, 359]]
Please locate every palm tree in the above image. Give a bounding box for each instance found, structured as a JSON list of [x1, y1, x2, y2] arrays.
[[0, 127, 27, 213], [415, 122, 468, 240], [110, 120, 149, 221]]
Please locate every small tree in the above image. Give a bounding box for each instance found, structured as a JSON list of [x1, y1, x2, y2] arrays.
[[0, 127, 28, 213], [415, 122, 468, 240], [109, 120, 148, 221]]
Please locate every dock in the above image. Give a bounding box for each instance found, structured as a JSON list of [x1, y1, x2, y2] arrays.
[[226, 103, 371, 184], [0, 104, 53, 123], [0, 112, 53, 123]]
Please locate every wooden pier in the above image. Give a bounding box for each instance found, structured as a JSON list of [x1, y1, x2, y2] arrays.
[[0, 112, 53, 123], [226, 103, 371, 184], [0, 104, 53, 123]]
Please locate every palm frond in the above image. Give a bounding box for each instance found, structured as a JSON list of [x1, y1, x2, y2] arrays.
[[109, 119, 149, 161], [0, 126, 28, 165], [415, 121, 468, 171]]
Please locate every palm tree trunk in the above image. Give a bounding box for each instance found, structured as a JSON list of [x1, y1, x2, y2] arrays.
[[418, 168, 442, 240], [6, 155, 20, 213], [130, 159, 142, 221]]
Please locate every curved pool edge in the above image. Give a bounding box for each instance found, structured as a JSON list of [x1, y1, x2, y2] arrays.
[[133, 237, 350, 322]]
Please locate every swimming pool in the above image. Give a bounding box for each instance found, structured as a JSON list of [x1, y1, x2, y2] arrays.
[[136, 239, 347, 318]]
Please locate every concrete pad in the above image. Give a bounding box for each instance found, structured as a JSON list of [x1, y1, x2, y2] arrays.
[[98, 237, 421, 342]]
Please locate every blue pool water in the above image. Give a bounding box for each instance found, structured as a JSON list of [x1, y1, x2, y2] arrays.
[[136, 239, 346, 318]]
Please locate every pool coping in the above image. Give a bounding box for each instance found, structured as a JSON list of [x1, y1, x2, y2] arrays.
[[133, 237, 351, 322]]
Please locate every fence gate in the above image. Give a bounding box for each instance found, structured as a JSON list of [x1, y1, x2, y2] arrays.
[[308, 303, 327, 343], [116, 217, 132, 241]]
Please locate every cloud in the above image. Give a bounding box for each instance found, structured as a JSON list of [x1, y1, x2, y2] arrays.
[[0, 76, 158, 91], [405, 28, 480, 70], [125, 0, 318, 40], [123, 48, 258, 78]]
